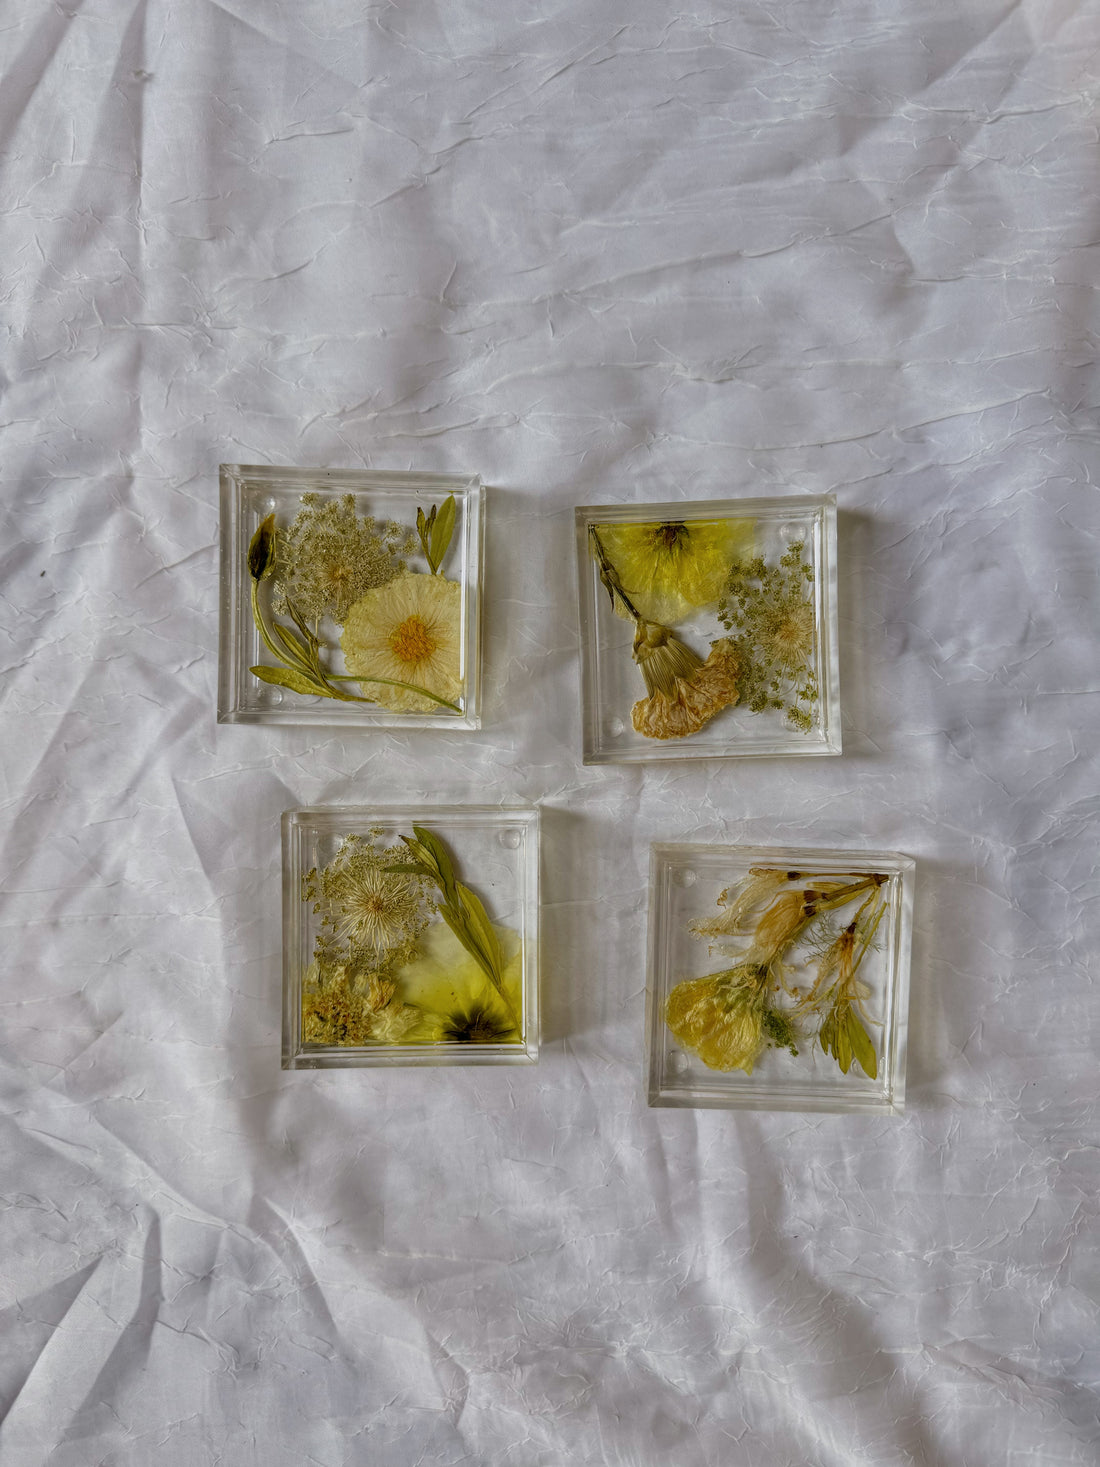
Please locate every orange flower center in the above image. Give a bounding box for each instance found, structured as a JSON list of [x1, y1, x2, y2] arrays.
[[389, 613, 437, 665]]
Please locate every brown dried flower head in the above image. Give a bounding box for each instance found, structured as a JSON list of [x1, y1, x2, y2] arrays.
[[632, 638, 740, 740]]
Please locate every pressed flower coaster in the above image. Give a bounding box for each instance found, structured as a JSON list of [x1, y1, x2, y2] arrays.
[[218, 465, 483, 728], [575, 496, 841, 762], [645, 844, 914, 1114], [282, 806, 540, 1069]]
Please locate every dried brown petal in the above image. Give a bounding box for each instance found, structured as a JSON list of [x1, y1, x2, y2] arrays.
[[631, 639, 740, 740]]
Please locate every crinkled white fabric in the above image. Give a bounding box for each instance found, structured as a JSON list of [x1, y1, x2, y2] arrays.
[[2, 2, 1098, 1463]]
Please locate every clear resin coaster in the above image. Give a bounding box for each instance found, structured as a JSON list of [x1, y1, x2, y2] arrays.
[[219, 465, 483, 727], [282, 806, 539, 1069], [575, 496, 840, 762], [646, 844, 914, 1113]]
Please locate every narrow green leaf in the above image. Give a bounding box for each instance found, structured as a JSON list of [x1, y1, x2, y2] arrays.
[[284, 598, 321, 653], [457, 884, 504, 984], [429, 494, 457, 572], [273, 621, 312, 665], [411, 826, 458, 899], [835, 1015, 853, 1074], [250, 664, 326, 697], [848, 1013, 878, 1080]]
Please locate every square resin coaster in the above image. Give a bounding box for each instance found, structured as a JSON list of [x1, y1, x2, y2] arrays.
[[219, 465, 483, 728], [282, 806, 539, 1069], [575, 496, 840, 762], [645, 844, 914, 1114]]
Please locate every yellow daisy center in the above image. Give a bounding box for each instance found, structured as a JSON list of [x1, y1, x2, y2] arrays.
[[390, 612, 437, 665]]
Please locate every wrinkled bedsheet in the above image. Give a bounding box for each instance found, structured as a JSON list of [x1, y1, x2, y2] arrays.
[[2, 2, 1098, 1463]]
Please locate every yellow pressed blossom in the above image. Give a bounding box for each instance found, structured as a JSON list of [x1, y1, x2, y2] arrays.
[[631, 638, 740, 740], [691, 868, 794, 940], [341, 573, 462, 713], [665, 964, 770, 1073], [395, 922, 524, 1043], [600, 518, 754, 625]]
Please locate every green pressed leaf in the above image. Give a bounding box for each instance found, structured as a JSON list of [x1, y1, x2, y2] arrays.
[[284, 597, 321, 652], [247, 513, 277, 581], [456, 884, 504, 983], [429, 494, 457, 572], [818, 1013, 835, 1058], [848, 1012, 878, 1079], [250, 664, 326, 697], [273, 621, 312, 666], [834, 1015, 853, 1074], [434, 902, 477, 962], [410, 826, 458, 899], [400, 826, 514, 1024]]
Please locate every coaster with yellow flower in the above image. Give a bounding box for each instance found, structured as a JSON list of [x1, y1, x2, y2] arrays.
[[219, 466, 483, 728], [575, 496, 840, 762], [282, 807, 540, 1069], [645, 843, 913, 1113]]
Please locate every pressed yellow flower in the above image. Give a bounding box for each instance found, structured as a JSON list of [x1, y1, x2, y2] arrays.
[[601, 518, 754, 625], [691, 868, 794, 940], [665, 963, 769, 1073], [631, 638, 739, 740], [395, 922, 523, 1043], [752, 889, 812, 959], [631, 619, 705, 697], [341, 573, 462, 713]]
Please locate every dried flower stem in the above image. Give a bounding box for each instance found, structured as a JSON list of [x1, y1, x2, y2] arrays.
[[590, 525, 708, 699]]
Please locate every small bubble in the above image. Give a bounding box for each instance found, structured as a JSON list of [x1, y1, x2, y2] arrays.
[[608, 717, 624, 738], [266, 498, 277, 512], [669, 1051, 688, 1073], [674, 868, 696, 887], [499, 828, 521, 849]]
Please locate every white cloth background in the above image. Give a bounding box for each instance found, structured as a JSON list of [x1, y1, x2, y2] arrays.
[[2, 1, 1098, 1463]]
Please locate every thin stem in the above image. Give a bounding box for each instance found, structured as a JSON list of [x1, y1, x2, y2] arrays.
[[252, 579, 313, 674], [589, 525, 642, 623], [850, 892, 888, 978]]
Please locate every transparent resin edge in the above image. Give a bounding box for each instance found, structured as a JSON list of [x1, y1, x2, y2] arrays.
[[218, 465, 485, 729], [282, 805, 541, 1069], [645, 843, 914, 1114], [575, 495, 841, 763]]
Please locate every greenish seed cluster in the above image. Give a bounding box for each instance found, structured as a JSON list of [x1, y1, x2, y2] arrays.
[[717, 540, 819, 731]]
